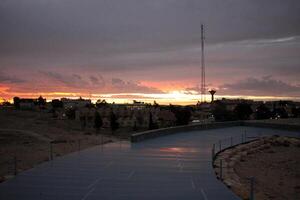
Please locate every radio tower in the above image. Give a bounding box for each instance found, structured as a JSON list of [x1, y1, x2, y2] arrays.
[[200, 24, 206, 103]]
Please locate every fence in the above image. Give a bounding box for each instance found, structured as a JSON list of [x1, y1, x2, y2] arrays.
[[1, 135, 113, 183], [211, 129, 260, 200]]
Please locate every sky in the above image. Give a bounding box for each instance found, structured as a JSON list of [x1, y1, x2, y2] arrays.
[[1, 0, 300, 104]]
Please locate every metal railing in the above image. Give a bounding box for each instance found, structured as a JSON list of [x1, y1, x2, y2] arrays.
[[2, 135, 114, 182], [212, 130, 260, 200]]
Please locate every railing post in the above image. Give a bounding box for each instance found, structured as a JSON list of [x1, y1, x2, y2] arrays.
[[219, 159, 223, 180], [212, 144, 215, 162], [78, 139, 81, 151], [49, 142, 53, 160], [14, 155, 17, 176]]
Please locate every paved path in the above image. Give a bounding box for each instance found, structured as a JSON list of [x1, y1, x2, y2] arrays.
[[0, 126, 299, 200]]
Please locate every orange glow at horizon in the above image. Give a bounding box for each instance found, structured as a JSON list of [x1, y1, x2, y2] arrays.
[[140, 80, 198, 92], [1, 90, 299, 105], [1, 83, 299, 105]]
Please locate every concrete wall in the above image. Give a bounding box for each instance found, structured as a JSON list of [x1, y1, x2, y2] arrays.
[[243, 121, 300, 132], [131, 121, 243, 142], [131, 120, 300, 143]]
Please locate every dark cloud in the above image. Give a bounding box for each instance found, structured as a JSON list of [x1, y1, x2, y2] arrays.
[[90, 76, 99, 84], [0, 0, 300, 100], [73, 74, 82, 80], [111, 78, 163, 94], [89, 75, 105, 87], [185, 86, 201, 94], [221, 76, 300, 96], [39, 71, 88, 87], [111, 78, 124, 86], [32, 71, 162, 94], [1, 0, 300, 57], [0, 72, 25, 84]]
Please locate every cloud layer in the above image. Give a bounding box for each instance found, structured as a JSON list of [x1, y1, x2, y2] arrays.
[[221, 76, 300, 97], [0, 0, 300, 102]]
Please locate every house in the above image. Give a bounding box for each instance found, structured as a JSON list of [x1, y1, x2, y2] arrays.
[[157, 110, 176, 127], [61, 97, 91, 109], [19, 99, 36, 110]]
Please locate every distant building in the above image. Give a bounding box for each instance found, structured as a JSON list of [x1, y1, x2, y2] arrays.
[[216, 98, 255, 111], [157, 110, 176, 127], [19, 99, 36, 110], [72, 103, 166, 129], [61, 97, 91, 109]]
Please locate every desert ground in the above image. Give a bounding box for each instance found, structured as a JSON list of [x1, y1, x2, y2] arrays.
[[214, 136, 300, 200], [0, 107, 136, 183]]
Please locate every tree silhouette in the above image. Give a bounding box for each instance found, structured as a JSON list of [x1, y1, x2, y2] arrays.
[[234, 103, 253, 120], [148, 112, 158, 130], [13, 97, 20, 109], [273, 107, 288, 118], [133, 121, 137, 131], [96, 99, 108, 108], [66, 108, 76, 119], [80, 115, 86, 130], [171, 106, 191, 125], [37, 96, 46, 108], [110, 111, 119, 134], [1, 100, 11, 106], [212, 101, 236, 121], [135, 111, 144, 127], [51, 99, 63, 109], [153, 101, 159, 108], [292, 107, 300, 118], [94, 111, 103, 134], [255, 104, 271, 120]]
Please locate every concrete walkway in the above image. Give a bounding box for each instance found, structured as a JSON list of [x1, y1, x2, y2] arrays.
[[0, 126, 299, 200]]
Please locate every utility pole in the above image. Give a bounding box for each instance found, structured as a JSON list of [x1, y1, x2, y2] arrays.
[[201, 24, 206, 103]]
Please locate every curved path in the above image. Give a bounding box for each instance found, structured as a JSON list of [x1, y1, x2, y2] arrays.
[[0, 126, 299, 200]]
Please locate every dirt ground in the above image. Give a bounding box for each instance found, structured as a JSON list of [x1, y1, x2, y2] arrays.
[[215, 136, 300, 200], [0, 107, 138, 183]]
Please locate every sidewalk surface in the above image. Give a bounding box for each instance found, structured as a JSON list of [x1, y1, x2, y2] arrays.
[[0, 126, 299, 200]]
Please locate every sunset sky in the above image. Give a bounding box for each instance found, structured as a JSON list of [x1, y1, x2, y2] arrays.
[[1, 0, 300, 104]]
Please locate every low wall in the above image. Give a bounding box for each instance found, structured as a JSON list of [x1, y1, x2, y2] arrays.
[[131, 120, 300, 143], [243, 121, 300, 132], [131, 121, 243, 142]]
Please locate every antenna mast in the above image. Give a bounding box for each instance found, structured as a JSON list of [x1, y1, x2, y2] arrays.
[[200, 24, 206, 103]]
